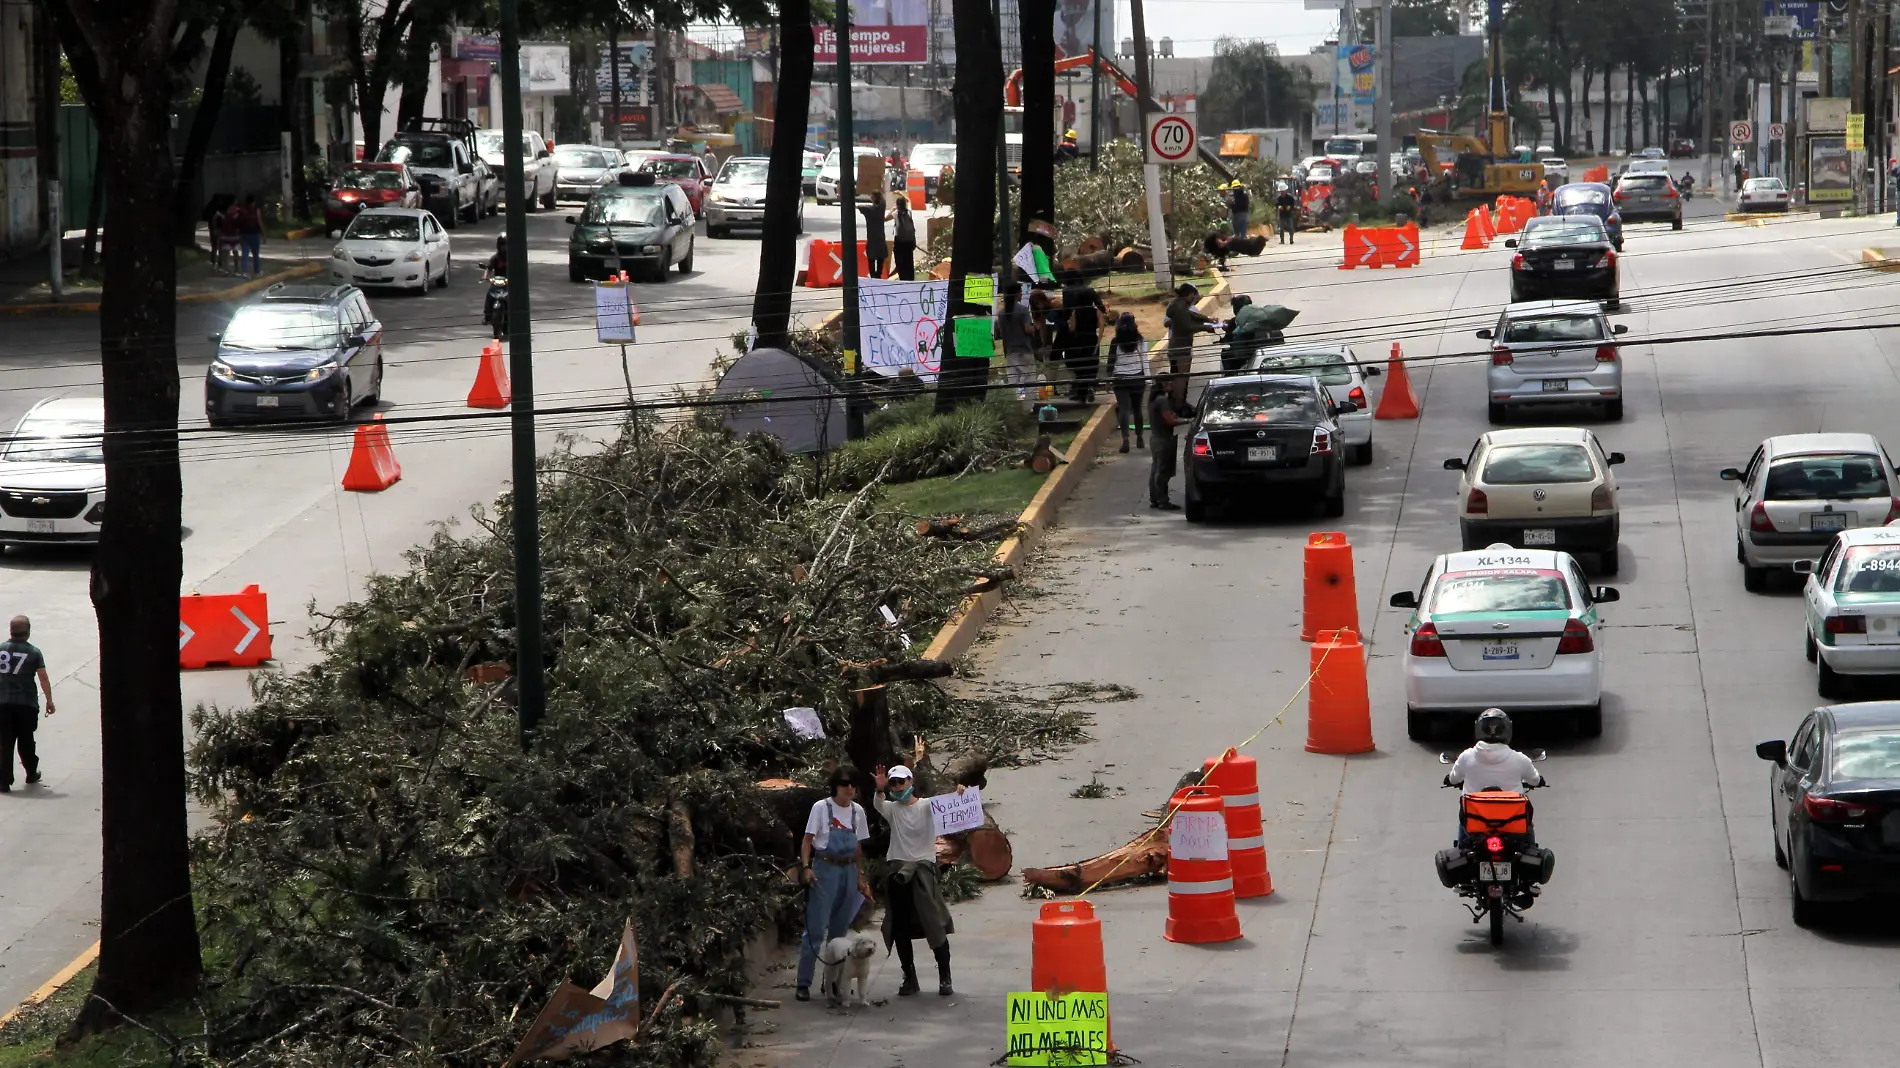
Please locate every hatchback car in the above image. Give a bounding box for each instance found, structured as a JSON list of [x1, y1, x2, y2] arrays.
[[1739, 176, 1793, 212], [327, 207, 451, 293], [1478, 300, 1630, 422], [1389, 546, 1619, 740], [705, 156, 801, 237], [1613, 172, 1683, 229], [566, 173, 696, 282], [1724, 433, 1900, 591], [637, 153, 712, 214], [815, 146, 887, 204], [1182, 373, 1355, 522], [1757, 702, 1900, 925], [1797, 527, 1900, 697], [1551, 183, 1623, 250], [323, 163, 422, 232], [553, 145, 625, 202], [205, 284, 385, 426], [1240, 345, 1380, 465], [0, 397, 106, 549], [1445, 427, 1626, 572], [1505, 216, 1618, 305]]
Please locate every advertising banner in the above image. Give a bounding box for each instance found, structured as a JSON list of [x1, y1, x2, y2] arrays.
[[1762, 0, 1819, 38], [1337, 44, 1376, 107], [813, 0, 930, 64], [1809, 136, 1851, 201]]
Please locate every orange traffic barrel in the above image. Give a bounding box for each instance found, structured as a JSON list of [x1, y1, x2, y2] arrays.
[[907, 169, 927, 210], [1306, 628, 1375, 754], [1031, 901, 1114, 1048], [1201, 748, 1272, 898], [1301, 531, 1360, 641], [1163, 786, 1242, 944]]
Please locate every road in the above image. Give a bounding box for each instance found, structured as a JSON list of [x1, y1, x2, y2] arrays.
[[0, 200, 846, 1010], [748, 200, 1900, 1067]]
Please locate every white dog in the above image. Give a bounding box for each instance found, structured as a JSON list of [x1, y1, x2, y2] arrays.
[[818, 932, 879, 1007]]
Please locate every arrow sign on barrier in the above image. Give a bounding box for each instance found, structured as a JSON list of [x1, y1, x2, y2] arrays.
[[178, 620, 195, 651], [232, 606, 262, 655], [1393, 229, 1416, 263], [1354, 230, 1378, 265], [180, 584, 273, 669]]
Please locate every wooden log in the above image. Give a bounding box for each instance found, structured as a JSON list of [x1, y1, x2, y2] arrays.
[[915, 516, 965, 537], [1071, 249, 1116, 277], [1026, 434, 1069, 475], [963, 826, 1014, 880], [847, 685, 901, 802], [1021, 826, 1172, 895], [1113, 247, 1147, 271], [936, 835, 967, 865], [841, 657, 956, 684], [941, 750, 991, 789], [1076, 234, 1105, 257], [668, 800, 696, 878]]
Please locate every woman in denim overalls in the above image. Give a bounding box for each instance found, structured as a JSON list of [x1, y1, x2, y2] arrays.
[[795, 766, 869, 1001]]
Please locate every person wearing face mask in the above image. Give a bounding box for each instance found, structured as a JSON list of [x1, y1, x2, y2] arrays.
[[872, 765, 958, 996]]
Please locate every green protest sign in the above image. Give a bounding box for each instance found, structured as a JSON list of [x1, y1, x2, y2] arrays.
[[963, 275, 996, 307], [1005, 991, 1109, 1066], [953, 316, 996, 360]]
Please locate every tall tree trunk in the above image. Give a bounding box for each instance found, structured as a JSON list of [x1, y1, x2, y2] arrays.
[[351, 0, 413, 160], [1602, 64, 1613, 154], [173, 12, 241, 246], [41, 0, 202, 1030], [1640, 75, 1652, 146], [1662, 67, 1672, 143], [1561, 70, 1575, 155], [935, 0, 1002, 414], [752, 4, 812, 349], [1545, 80, 1560, 152], [1017, 0, 1056, 254], [282, 5, 309, 221], [1579, 66, 1593, 153], [394, 32, 434, 131], [1623, 65, 1634, 151]]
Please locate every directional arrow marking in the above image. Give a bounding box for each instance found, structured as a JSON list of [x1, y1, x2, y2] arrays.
[[178, 621, 195, 651], [1355, 234, 1378, 265], [1394, 230, 1416, 262], [230, 606, 262, 655]]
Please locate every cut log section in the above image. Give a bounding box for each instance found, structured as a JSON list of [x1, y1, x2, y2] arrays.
[[1021, 826, 1171, 895], [935, 825, 1013, 880], [1026, 435, 1069, 475]]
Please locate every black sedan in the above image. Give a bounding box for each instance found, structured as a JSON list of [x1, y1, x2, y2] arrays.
[[1505, 215, 1619, 306], [1183, 373, 1354, 522], [1551, 182, 1623, 251], [1758, 701, 1900, 926]]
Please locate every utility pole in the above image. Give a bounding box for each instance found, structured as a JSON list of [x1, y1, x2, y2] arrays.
[[1129, 0, 1169, 289], [1374, 0, 1391, 204], [1849, 0, 1865, 212], [609, 26, 623, 150], [498, 0, 544, 749], [836, 0, 865, 437], [992, 0, 1011, 269], [1089, 0, 1102, 170], [1700, 0, 1715, 190]]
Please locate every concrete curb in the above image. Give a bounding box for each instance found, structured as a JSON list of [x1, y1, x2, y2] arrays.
[[0, 261, 325, 317], [1861, 248, 1900, 271], [1723, 210, 1820, 227], [0, 941, 98, 1032]]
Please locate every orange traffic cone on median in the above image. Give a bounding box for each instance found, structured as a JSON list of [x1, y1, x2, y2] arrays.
[[1374, 341, 1421, 419], [1162, 786, 1243, 944], [1461, 209, 1489, 249], [1478, 204, 1497, 241], [468, 340, 511, 409], [340, 414, 401, 492], [1306, 628, 1375, 754], [1301, 531, 1360, 641]]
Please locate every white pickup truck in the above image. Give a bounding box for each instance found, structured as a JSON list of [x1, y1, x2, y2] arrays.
[[477, 128, 559, 211], [377, 132, 480, 227]]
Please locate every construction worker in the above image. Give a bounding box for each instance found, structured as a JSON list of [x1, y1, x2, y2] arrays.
[[1056, 129, 1080, 162], [1225, 180, 1251, 241], [1535, 179, 1553, 216], [1274, 183, 1299, 243]]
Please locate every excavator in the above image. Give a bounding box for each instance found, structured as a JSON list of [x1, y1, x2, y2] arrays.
[[1414, 0, 1542, 201], [1005, 49, 1236, 181]]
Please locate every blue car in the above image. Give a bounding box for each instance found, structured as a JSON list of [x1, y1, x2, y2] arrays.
[[205, 283, 385, 427], [1551, 182, 1623, 251]]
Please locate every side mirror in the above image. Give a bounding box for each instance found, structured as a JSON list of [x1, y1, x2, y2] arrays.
[[1612, 324, 1629, 334], [207, 332, 222, 343], [1592, 586, 1620, 603], [459, 162, 473, 175], [1608, 451, 1626, 465], [1363, 364, 1381, 377], [1389, 591, 1419, 609], [1503, 238, 1518, 248], [1755, 739, 1788, 767], [1475, 328, 1494, 340], [565, 216, 577, 225], [1792, 559, 1816, 574], [345, 333, 367, 347], [1718, 467, 1743, 481], [1443, 457, 1466, 471], [328, 229, 341, 240]]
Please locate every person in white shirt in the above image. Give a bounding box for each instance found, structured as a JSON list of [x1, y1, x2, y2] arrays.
[[1105, 312, 1148, 453], [1445, 709, 1544, 844], [873, 765, 959, 996], [795, 766, 870, 1002]]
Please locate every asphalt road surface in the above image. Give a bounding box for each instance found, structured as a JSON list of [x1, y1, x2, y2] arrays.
[[0, 199, 846, 1010], [747, 203, 1900, 1067]]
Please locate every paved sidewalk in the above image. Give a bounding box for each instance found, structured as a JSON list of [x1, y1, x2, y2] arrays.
[[0, 229, 333, 314]]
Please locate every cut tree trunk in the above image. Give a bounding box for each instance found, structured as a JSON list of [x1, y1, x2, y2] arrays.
[[935, 0, 1003, 413], [846, 685, 901, 799], [1022, 825, 1171, 894], [753, 6, 812, 349]]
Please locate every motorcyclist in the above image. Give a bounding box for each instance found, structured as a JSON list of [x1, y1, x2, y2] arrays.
[[1446, 709, 1543, 795], [1678, 171, 1695, 197], [483, 235, 507, 281]]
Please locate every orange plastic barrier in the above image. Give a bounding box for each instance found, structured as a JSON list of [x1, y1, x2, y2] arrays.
[[1301, 531, 1360, 641], [907, 170, 926, 210], [1163, 786, 1242, 944], [803, 239, 874, 287], [1340, 222, 1420, 269], [1202, 748, 1273, 898], [341, 413, 401, 492], [1581, 164, 1609, 183], [1477, 204, 1497, 241], [179, 584, 272, 669], [1306, 628, 1375, 754], [1031, 901, 1114, 1048], [468, 340, 511, 410], [1384, 221, 1420, 267], [1495, 196, 1530, 235], [1461, 208, 1490, 249], [1374, 341, 1420, 420]]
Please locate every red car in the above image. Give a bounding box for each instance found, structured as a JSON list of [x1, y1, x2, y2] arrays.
[[325, 163, 423, 231], [637, 153, 712, 214]]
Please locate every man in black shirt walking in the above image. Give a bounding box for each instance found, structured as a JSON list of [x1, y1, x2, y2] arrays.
[[0, 615, 54, 792]]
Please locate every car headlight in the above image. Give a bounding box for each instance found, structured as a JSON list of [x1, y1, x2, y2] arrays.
[[404, 250, 423, 262], [211, 361, 239, 382], [305, 361, 341, 382], [332, 245, 347, 259], [644, 244, 662, 254], [709, 190, 727, 203]]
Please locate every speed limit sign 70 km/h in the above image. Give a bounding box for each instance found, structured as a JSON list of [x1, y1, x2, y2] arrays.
[[1147, 113, 1196, 165]]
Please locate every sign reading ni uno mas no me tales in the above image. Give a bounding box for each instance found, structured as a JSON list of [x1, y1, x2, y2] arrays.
[[1005, 991, 1109, 1066]]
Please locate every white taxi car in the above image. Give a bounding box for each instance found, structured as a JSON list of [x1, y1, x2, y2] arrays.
[[1722, 433, 1899, 591], [1388, 545, 1620, 740], [1445, 427, 1625, 574], [1797, 526, 1900, 698]]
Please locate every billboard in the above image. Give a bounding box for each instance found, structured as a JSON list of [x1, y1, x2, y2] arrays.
[[1337, 44, 1376, 107], [813, 0, 930, 64], [597, 42, 657, 100], [1809, 136, 1850, 201], [1762, 0, 1819, 38]]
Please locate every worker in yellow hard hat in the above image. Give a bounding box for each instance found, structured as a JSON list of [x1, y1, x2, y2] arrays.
[[1056, 128, 1080, 162]]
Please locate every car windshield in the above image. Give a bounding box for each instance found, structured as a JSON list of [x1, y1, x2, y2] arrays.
[[1432, 569, 1572, 614], [1555, 188, 1608, 206], [1482, 443, 1597, 484], [344, 214, 420, 241], [642, 158, 699, 179], [911, 145, 955, 166], [582, 195, 666, 226], [718, 161, 770, 185], [1524, 219, 1607, 245], [1835, 545, 1900, 594], [1248, 351, 1352, 385], [1832, 729, 1900, 779], [3, 417, 103, 464], [336, 169, 405, 191], [556, 147, 614, 168], [475, 131, 506, 155], [1502, 315, 1604, 343], [378, 140, 452, 168], [1200, 384, 1325, 425], [222, 305, 340, 350], [1764, 454, 1890, 501], [1621, 176, 1671, 191], [1744, 178, 1785, 191]]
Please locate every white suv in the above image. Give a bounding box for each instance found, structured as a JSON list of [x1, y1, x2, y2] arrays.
[[1723, 433, 1900, 591], [1478, 300, 1629, 423], [0, 397, 106, 550]]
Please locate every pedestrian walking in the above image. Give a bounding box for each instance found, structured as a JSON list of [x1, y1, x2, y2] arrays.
[[212, 202, 243, 274], [891, 193, 917, 280], [1027, 286, 1057, 392], [1059, 279, 1105, 403], [872, 765, 958, 996], [1107, 312, 1148, 453], [995, 284, 1037, 399], [794, 766, 871, 1002], [233, 193, 264, 277], [860, 189, 889, 278], [702, 146, 719, 178], [1147, 375, 1192, 510], [1275, 184, 1298, 243], [0, 616, 54, 793], [1226, 180, 1251, 240], [1164, 282, 1217, 376]]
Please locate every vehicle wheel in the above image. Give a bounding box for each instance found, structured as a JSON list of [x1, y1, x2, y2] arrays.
[[1597, 548, 1620, 576], [1406, 707, 1432, 742], [1743, 563, 1769, 592], [333, 377, 353, 423], [1575, 702, 1603, 738], [437, 256, 450, 287], [441, 203, 458, 230], [1789, 862, 1821, 928], [708, 226, 726, 239], [1671, 217, 1683, 231], [1805, 630, 1818, 663], [1487, 401, 1507, 424], [1349, 441, 1373, 466], [653, 261, 672, 283], [1606, 295, 1621, 311], [1604, 399, 1624, 420], [364, 357, 384, 405], [568, 261, 586, 284], [1818, 654, 1848, 700], [1184, 484, 1207, 523], [1773, 821, 1789, 869], [679, 240, 694, 274], [1321, 486, 1346, 518], [1488, 901, 1506, 946], [464, 199, 480, 224], [542, 187, 557, 210]]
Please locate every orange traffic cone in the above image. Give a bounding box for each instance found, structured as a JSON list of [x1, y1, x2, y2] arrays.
[[1460, 209, 1489, 250], [468, 340, 511, 409], [1162, 787, 1243, 944], [1031, 901, 1115, 1049], [1300, 531, 1360, 641], [1201, 748, 1272, 898], [340, 414, 401, 492], [1306, 628, 1375, 754], [1478, 204, 1497, 242], [1374, 341, 1421, 420]]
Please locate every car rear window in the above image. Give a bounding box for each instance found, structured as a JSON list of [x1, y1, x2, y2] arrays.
[[1200, 384, 1325, 425], [1502, 315, 1604, 343], [1481, 443, 1597, 484], [1834, 545, 1900, 593], [1743, 178, 1784, 191], [641, 158, 699, 179], [1431, 569, 1572, 614], [1523, 220, 1606, 246], [1764, 454, 1889, 500], [1248, 351, 1351, 385], [379, 140, 451, 168], [336, 169, 405, 191], [1555, 188, 1608, 205], [1830, 729, 1900, 780], [556, 147, 614, 167], [581, 194, 666, 226], [1621, 176, 1671, 191]]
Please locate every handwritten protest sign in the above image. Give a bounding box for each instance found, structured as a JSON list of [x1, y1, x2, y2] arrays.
[[506, 921, 641, 1064], [929, 786, 984, 836], [1005, 991, 1109, 1066], [953, 316, 995, 359], [1169, 810, 1228, 861], [963, 274, 995, 306], [594, 283, 636, 344], [858, 276, 998, 381]]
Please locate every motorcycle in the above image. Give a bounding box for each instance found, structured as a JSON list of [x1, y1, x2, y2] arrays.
[[1678, 175, 1696, 200], [483, 275, 509, 340], [1433, 750, 1557, 946]]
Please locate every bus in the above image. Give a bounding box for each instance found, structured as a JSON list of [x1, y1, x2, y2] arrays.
[[1321, 133, 1380, 159]]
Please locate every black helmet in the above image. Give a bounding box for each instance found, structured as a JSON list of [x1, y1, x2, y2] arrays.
[[1475, 708, 1512, 744], [495, 235, 506, 252]]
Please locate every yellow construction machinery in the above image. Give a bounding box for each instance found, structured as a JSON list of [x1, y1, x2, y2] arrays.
[[1415, 0, 1542, 201]]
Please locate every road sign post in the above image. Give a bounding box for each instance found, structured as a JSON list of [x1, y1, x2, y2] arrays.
[[1142, 112, 1192, 290], [1146, 113, 1195, 165]]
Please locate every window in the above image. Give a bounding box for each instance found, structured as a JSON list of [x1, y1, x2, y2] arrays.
[[1481, 444, 1597, 484], [1555, 188, 1609, 206], [1833, 545, 1900, 594], [343, 214, 421, 242], [1248, 350, 1352, 385], [717, 161, 770, 185], [555, 147, 615, 168], [2, 417, 104, 464], [1620, 175, 1672, 191], [1430, 570, 1572, 614], [910, 144, 956, 167], [1830, 728, 1900, 779], [1816, 538, 1844, 585], [1502, 315, 1606, 344], [640, 157, 701, 179], [1522, 219, 1608, 246], [379, 139, 453, 169], [1763, 454, 1889, 501], [222, 305, 341, 350], [582, 195, 667, 226], [1790, 717, 1821, 771], [1568, 560, 1593, 605], [336, 169, 407, 191], [1199, 384, 1327, 426], [1743, 178, 1785, 191], [1742, 445, 1765, 486]]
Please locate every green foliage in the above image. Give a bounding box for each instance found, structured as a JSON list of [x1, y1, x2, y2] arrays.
[[830, 392, 1033, 490], [1053, 139, 1280, 265], [1199, 38, 1320, 135], [1357, 0, 1461, 39]]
